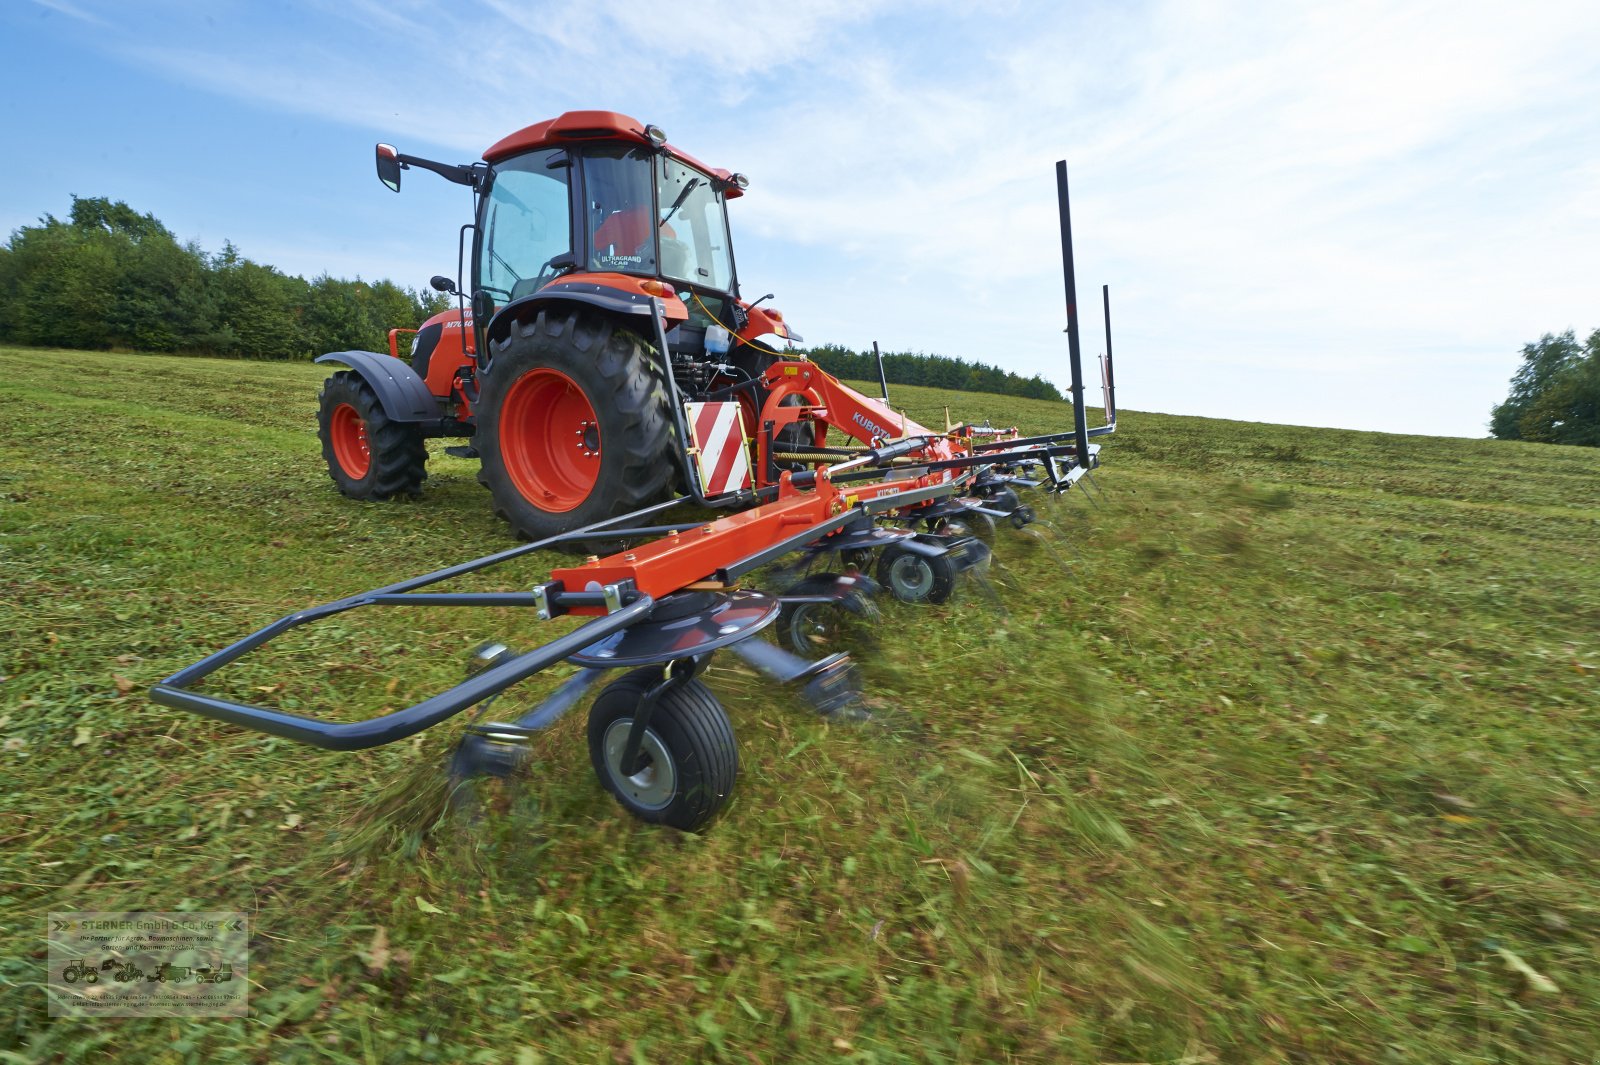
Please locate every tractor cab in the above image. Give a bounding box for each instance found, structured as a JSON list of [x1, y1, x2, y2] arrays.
[[471, 113, 759, 370]]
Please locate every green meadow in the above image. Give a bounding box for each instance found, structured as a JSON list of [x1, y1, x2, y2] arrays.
[[1, 346, 1596, 1063]]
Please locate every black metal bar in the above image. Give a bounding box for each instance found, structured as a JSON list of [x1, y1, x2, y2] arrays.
[[1056, 160, 1091, 473], [728, 641, 846, 685], [824, 444, 1079, 484], [366, 593, 544, 607], [620, 666, 683, 774], [346, 497, 687, 599], [972, 429, 1088, 453], [159, 497, 689, 691], [648, 299, 750, 509], [763, 419, 776, 484], [512, 668, 609, 732], [702, 375, 764, 403], [1102, 283, 1117, 426], [873, 340, 890, 402], [150, 595, 655, 751]]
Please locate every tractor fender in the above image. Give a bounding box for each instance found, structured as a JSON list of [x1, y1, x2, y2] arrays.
[[315, 350, 443, 423], [484, 284, 656, 351]]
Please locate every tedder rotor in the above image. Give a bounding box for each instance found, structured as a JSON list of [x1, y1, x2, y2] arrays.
[[154, 113, 1120, 832]]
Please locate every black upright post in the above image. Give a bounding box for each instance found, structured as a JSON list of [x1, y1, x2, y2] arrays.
[[1101, 283, 1116, 421], [873, 340, 890, 402], [1056, 160, 1090, 466]]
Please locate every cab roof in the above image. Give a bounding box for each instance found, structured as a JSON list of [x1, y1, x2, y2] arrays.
[[483, 110, 743, 197]]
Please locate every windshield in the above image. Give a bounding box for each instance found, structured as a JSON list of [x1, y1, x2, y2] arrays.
[[478, 148, 572, 303], [657, 157, 733, 293]]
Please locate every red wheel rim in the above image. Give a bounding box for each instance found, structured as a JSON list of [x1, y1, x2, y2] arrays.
[[330, 403, 371, 479], [500, 368, 601, 512]]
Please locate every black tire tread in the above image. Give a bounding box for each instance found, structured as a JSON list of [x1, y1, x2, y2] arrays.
[[877, 544, 957, 605], [587, 668, 738, 832], [316, 370, 427, 499], [475, 311, 678, 541]]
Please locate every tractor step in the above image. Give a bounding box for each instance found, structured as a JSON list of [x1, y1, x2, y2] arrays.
[[445, 445, 479, 459]]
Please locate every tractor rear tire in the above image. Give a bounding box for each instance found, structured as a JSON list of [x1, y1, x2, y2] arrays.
[[587, 668, 738, 832], [317, 371, 427, 499], [476, 311, 678, 543]]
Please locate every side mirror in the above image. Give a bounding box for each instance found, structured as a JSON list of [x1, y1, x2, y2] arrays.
[[429, 275, 458, 295], [376, 143, 401, 193]]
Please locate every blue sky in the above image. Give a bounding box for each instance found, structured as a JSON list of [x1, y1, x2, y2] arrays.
[[5, 0, 1599, 437]]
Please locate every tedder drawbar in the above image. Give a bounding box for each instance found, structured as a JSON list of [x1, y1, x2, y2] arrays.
[[151, 113, 1119, 831]]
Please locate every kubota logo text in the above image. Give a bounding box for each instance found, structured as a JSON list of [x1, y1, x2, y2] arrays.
[[852, 412, 891, 440]]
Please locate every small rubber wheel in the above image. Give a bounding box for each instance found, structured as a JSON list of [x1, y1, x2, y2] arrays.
[[840, 548, 875, 571], [877, 544, 956, 604], [776, 574, 879, 657], [587, 668, 738, 832], [983, 486, 1022, 513], [317, 371, 427, 499], [931, 511, 995, 544]]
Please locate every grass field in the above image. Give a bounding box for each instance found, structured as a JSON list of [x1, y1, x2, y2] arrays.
[[1, 345, 1597, 1064]]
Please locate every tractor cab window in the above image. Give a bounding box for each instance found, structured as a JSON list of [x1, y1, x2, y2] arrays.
[[583, 146, 658, 275], [478, 149, 572, 304], [657, 158, 733, 294]]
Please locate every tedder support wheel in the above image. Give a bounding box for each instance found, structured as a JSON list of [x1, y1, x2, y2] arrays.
[[983, 486, 1022, 514], [877, 544, 957, 605], [317, 371, 427, 499], [476, 310, 678, 542], [932, 511, 996, 545], [776, 574, 880, 658], [587, 667, 739, 831]]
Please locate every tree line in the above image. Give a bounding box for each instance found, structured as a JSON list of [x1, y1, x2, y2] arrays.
[[0, 197, 449, 360], [1490, 329, 1600, 447], [0, 196, 1069, 403], [799, 343, 1063, 402]]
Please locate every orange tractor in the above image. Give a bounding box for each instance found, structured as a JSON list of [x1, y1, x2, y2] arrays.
[[317, 111, 1024, 548]]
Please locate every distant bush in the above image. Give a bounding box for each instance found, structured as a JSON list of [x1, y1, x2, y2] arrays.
[[801, 343, 1063, 402], [0, 196, 448, 360], [1489, 329, 1600, 447]]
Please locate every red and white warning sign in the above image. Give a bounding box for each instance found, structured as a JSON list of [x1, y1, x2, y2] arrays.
[[685, 401, 752, 496]]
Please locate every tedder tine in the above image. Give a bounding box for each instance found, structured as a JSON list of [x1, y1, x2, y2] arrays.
[[727, 641, 864, 720]]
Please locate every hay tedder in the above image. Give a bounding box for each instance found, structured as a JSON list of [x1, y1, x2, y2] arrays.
[[151, 112, 1119, 831]]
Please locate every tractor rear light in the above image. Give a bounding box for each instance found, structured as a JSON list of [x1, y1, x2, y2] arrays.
[[730, 173, 750, 190], [639, 280, 676, 299], [644, 124, 668, 147]]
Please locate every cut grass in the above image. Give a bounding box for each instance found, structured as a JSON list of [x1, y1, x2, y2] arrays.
[[1, 346, 1597, 1063]]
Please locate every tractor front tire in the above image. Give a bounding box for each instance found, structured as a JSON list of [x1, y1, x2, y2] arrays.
[[476, 311, 678, 542], [317, 371, 428, 499], [587, 668, 739, 832]]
